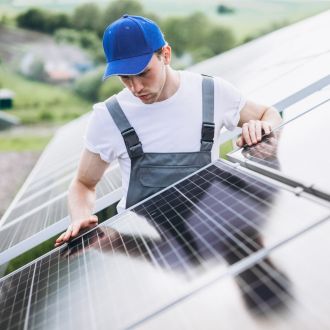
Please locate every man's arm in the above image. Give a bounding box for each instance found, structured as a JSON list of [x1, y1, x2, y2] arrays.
[[236, 100, 282, 147], [55, 148, 109, 247]]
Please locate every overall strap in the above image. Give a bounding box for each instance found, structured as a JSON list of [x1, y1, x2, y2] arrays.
[[201, 76, 215, 152], [105, 97, 144, 159]]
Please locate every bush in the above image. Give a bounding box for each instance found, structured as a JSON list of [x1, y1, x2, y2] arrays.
[[74, 68, 103, 101], [98, 77, 123, 101], [72, 3, 100, 31], [97, 0, 145, 36], [39, 110, 54, 121], [205, 25, 235, 55]]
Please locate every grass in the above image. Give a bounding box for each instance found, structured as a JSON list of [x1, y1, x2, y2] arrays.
[[0, 67, 91, 151], [220, 140, 235, 160], [0, 67, 92, 125], [0, 135, 52, 151]]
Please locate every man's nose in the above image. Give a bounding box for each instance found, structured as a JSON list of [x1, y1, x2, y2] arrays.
[[129, 76, 143, 94]]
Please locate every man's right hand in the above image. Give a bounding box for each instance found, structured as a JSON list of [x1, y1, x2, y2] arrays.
[[54, 215, 98, 247]]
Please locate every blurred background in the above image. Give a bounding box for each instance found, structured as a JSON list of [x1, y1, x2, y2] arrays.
[[1, 0, 330, 218]]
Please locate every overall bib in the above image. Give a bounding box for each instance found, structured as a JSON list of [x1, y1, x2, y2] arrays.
[[105, 76, 215, 209]]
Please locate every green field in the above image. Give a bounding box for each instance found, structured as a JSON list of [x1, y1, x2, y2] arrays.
[[0, 67, 91, 151], [0, 67, 92, 125]]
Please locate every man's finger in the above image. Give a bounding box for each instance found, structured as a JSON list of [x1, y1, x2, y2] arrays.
[[248, 121, 258, 144], [255, 120, 262, 142], [262, 121, 272, 135], [236, 136, 243, 147], [62, 224, 73, 242], [242, 122, 252, 146], [56, 232, 65, 242], [90, 215, 98, 223], [55, 231, 67, 247], [71, 223, 80, 237]]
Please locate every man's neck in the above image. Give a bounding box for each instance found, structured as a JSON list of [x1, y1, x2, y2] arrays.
[[157, 67, 180, 102]]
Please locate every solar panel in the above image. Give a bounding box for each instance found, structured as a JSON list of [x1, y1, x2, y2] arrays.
[[0, 115, 90, 227], [0, 109, 123, 262], [140, 217, 330, 330], [0, 165, 122, 264], [1, 160, 329, 329], [228, 94, 330, 201]]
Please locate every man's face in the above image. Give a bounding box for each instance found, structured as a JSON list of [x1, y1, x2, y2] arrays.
[[118, 50, 167, 104]]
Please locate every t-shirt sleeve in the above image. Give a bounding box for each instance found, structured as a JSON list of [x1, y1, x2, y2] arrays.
[[84, 103, 117, 163], [216, 77, 246, 130]]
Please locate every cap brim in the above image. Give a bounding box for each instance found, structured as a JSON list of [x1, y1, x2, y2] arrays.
[[103, 52, 153, 80]]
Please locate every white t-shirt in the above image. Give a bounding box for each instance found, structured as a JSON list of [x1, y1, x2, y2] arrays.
[[85, 70, 246, 211]]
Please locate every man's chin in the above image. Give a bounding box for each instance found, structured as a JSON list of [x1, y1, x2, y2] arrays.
[[138, 95, 156, 104]]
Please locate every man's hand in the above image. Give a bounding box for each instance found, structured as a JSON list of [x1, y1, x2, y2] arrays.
[[54, 215, 98, 247], [236, 120, 272, 148]]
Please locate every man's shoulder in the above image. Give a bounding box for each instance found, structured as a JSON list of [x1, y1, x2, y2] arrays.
[[181, 70, 203, 81], [181, 70, 225, 88]]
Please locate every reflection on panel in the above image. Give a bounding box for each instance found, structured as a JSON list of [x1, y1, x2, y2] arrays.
[[139, 219, 330, 330], [0, 161, 329, 329], [228, 98, 330, 200]]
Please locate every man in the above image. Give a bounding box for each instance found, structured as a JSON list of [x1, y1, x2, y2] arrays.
[[55, 15, 282, 247]]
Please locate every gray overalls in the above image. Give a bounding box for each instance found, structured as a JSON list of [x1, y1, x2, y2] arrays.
[[105, 76, 215, 208]]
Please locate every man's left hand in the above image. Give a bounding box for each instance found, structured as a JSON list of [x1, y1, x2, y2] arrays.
[[236, 120, 272, 148]]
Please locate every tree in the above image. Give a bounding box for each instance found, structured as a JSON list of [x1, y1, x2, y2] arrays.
[[161, 17, 188, 57], [16, 8, 71, 34], [205, 25, 235, 55], [17, 8, 49, 32], [97, 0, 145, 36], [72, 3, 100, 31], [217, 4, 235, 15]]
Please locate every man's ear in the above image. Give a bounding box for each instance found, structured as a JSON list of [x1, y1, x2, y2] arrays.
[[162, 45, 171, 65]]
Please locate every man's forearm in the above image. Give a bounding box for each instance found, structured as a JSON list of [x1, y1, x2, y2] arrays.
[[68, 179, 96, 224], [260, 106, 282, 128]]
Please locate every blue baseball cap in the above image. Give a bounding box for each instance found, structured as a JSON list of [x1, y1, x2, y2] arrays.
[[102, 15, 166, 80]]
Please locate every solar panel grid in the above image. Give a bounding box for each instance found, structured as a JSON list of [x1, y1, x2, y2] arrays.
[[0, 165, 122, 255], [14, 173, 75, 210], [2, 163, 120, 226], [22, 160, 79, 196], [0, 264, 34, 329], [0, 161, 329, 329]]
